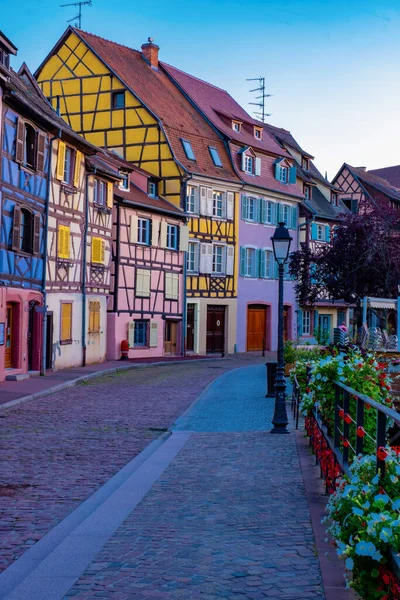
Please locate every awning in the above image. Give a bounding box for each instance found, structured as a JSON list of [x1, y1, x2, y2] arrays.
[[368, 298, 396, 309]]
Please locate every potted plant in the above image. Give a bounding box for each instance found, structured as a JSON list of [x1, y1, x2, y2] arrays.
[[284, 340, 296, 376]]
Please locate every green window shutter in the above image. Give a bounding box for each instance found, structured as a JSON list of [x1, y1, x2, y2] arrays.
[[289, 166, 297, 184], [325, 225, 331, 242], [267, 251, 274, 278], [240, 246, 246, 276], [313, 310, 319, 332], [251, 249, 257, 277], [311, 222, 317, 240], [276, 203, 281, 223], [260, 199, 266, 223], [241, 196, 248, 220], [274, 162, 281, 181], [291, 206, 297, 230], [298, 310, 303, 337], [271, 203, 276, 225], [258, 249, 266, 278]]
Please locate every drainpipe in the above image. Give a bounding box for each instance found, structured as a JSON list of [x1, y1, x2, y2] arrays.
[[82, 168, 90, 366], [41, 131, 61, 376], [181, 176, 191, 356]]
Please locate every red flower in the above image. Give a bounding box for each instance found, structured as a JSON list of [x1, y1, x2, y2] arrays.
[[377, 447, 388, 461], [306, 387, 311, 393], [338, 409, 345, 419], [344, 413, 352, 424], [365, 403, 371, 411], [343, 439, 350, 448], [357, 426, 366, 438], [382, 574, 390, 585]]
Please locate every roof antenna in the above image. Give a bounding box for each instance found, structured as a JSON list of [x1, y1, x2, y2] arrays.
[[60, 0, 92, 29], [246, 76, 272, 122]]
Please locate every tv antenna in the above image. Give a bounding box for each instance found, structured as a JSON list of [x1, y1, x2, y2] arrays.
[[60, 0, 92, 29], [246, 76, 272, 122]]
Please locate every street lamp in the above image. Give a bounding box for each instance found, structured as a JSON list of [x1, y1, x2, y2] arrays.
[[270, 221, 293, 434]]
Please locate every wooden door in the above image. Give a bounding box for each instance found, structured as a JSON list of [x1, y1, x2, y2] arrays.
[[164, 321, 177, 354], [186, 304, 195, 352], [283, 307, 289, 342], [46, 313, 53, 370], [5, 303, 13, 368], [206, 306, 225, 353], [247, 305, 266, 351]]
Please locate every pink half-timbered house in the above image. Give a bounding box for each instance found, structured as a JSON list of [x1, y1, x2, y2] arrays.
[[107, 164, 187, 359]]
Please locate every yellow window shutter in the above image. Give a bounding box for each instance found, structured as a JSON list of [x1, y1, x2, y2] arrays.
[[56, 141, 66, 181], [88, 302, 94, 333], [100, 239, 105, 264], [95, 302, 100, 332], [107, 182, 113, 208], [64, 226, 70, 258], [61, 303, 72, 341], [58, 225, 65, 258], [73, 150, 82, 188], [92, 237, 102, 263]]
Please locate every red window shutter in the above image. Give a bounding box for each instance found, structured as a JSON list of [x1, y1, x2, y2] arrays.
[[15, 119, 25, 164], [33, 213, 41, 254], [36, 132, 46, 173], [12, 206, 21, 250]]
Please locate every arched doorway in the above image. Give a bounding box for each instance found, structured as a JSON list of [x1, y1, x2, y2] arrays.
[[247, 304, 267, 351]]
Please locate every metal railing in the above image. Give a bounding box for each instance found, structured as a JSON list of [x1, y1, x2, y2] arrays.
[[291, 374, 300, 430]]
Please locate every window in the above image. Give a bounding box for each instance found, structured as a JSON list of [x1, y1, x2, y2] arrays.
[[165, 272, 179, 300], [134, 320, 148, 347], [148, 180, 157, 197], [186, 186, 198, 213], [166, 224, 179, 250], [94, 179, 107, 206], [24, 124, 36, 169], [342, 198, 358, 214], [120, 173, 129, 190], [138, 218, 151, 245], [19, 209, 33, 253], [282, 205, 290, 227], [61, 302, 72, 344], [209, 146, 222, 167], [331, 193, 337, 206], [112, 91, 125, 109], [245, 155, 253, 174], [0, 49, 10, 68], [302, 157, 310, 171], [212, 191, 224, 218], [280, 166, 288, 183], [187, 242, 199, 273], [265, 250, 274, 278], [232, 121, 242, 132], [242, 196, 258, 222], [302, 310, 311, 335], [136, 268, 151, 297], [212, 245, 225, 274], [92, 237, 105, 264], [62, 146, 75, 185], [57, 224, 70, 259], [317, 224, 324, 241], [88, 301, 100, 334], [304, 185, 311, 200], [181, 139, 196, 161], [254, 127, 262, 140], [245, 247, 256, 277]]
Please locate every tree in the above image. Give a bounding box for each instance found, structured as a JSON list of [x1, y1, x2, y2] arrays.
[[289, 205, 400, 306]]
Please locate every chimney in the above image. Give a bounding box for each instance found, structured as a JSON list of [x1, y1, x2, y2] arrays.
[[141, 37, 159, 70], [356, 166, 367, 171]]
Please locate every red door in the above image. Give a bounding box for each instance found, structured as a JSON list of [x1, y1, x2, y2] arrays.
[[206, 306, 225, 353]]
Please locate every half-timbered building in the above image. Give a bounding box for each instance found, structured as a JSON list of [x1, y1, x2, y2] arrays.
[[35, 28, 242, 355], [265, 124, 350, 343], [162, 65, 304, 351], [107, 159, 187, 359]]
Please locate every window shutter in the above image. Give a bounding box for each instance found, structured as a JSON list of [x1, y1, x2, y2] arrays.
[[92, 237, 102, 263], [152, 220, 160, 246], [149, 321, 158, 347], [221, 193, 227, 219], [165, 272, 171, 298], [291, 206, 297, 230], [100, 239, 105, 264], [239, 246, 246, 276], [160, 221, 167, 248], [128, 322, 135, 347], [11, 206, 21, 251], [56, 141, 66, 181], [206, 188, 213, 216], [200, 187, 207, 215], [267, 251, 274, 278], [88, 303, 94, 334], [129, 215, 138, 243], [33, 213, 41, 255], [107, 181, 113, 208], [325, 225, 331, 242], [289, 166, 297, 184], [15, 119, 25, 164], [179, 224, 189, 252], [226, 245, 234, 276], [298, 309, 303, 337], [276, 203, 282, 223], [255, 157, 261, 176], [274, 261, 279, 279], [226, 192, 234, 220], [311, 222, 317, 240], [73, 150, 81, 187], [136, 269, 144, 296], [241, 151, 246, 171], [57, 225, 64, 258], [258, 249, 266, 278], [173, 273, 179, 299], [241, 196, 248, 220], [260, 199, 267, 223], [274, 162, 281, 181], [313, 310, 319, 332], [143, 269, 150, 296], [61, 303, 72, 342], [206, 244, 213, 273], [36, 132, 46, 173], [200, 243, 208, 273], [194, 187, 200, 214], [63, 226, 70, 258], [95, 303, 100, 333]]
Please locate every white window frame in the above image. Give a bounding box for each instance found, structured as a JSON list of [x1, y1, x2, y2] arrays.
[[302, 310, 311, 335], [232, 121, 242, 132], [264, 248, 274, 279], [254, 127, 262, 139], [166, 224, 179, 250], [246, 197, 257, 221], [282, 204, 290, 226], [212, 244, 225, 275], [187, 241, 200, 273], [245, 155, 253, 174], [317, 224, 324, 241], [186, 186, 197, 214], [331, 193, 337, 206], [304, 185, 310, 200], [148, 181, 157, 198], [245, 247, 256, 277], [212, 191, 224, 218], [280, 166, 288, 183]]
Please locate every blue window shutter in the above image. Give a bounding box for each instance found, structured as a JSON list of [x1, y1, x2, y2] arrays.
[[298, 309, 303, 336], [289, 166, 297, 184], [240, 246, 246, 276], [258, 249, 266, 278], [259, 199, 266, 223], [325, 225, 331, 242], [253, 198, 259, 222], [313, 310, 319, 332], [271, 203, 276, 225], [274, 261, 279, 279], [241, 196, 248, 220], [251, 250, 257, 277], [146, 221, 151, 245], [276, 203, 282, 223], [274, 162, 281, 181], [267, 252, 274, 278], [311, 222, 317, 240], [291, 206, 297, 230]]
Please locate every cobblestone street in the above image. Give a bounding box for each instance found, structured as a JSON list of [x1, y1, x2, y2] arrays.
[[0, 355, 267, 575]]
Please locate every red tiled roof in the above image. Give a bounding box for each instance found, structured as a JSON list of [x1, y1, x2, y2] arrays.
[[161, 62, 289, 158], [114, 182, 185, 217], [368, 165, 400, 190], [344, 164, 400, 202], [72, 29, 239, 184]]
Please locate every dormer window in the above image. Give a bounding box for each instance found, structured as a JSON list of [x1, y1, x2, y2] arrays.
[[245, 156, 253, 174], [0, 48, 10, 69], [232, 120, 242, 133], [209, 146, 222, 167], [254, 127, 262, 140], [148, 180, 158, 198], [331, 192, 337, 206], [274, 159, 296, 184], [280, 166, 288, 183], [119, 172, 130, 190], [304, 185, 311, 200], [24, 124, 37, 169], [302, 157, 310, 171], [181, 139, 196, 161]]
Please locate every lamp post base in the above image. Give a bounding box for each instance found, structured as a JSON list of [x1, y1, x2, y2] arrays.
[[270, 365, 290, 434]]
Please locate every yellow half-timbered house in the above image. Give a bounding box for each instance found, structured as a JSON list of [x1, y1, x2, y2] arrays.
[[35, 27, 242, 354]]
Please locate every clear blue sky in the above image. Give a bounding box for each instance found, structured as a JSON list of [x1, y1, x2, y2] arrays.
[[2, 0, 400, 178]]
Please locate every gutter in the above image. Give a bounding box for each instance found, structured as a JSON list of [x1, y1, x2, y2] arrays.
[[81, 166, 91, 366], [41, 130, 61, 376]]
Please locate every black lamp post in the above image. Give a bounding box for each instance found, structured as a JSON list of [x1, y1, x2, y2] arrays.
[[270, 221, 293, 434]]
